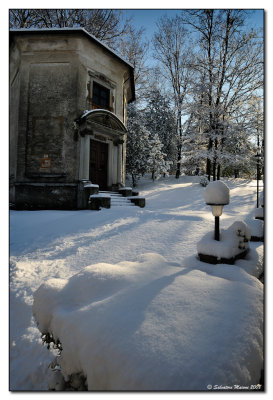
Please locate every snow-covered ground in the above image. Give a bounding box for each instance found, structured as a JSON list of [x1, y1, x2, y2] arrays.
[[9, 176, 264, 391]]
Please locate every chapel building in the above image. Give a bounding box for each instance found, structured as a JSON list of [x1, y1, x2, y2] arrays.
[[9, 28, 135, 209]]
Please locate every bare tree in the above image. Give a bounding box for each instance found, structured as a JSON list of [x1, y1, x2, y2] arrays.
[[10, 9, 37, 28], [118, 25, 150, 98], [153, 15, 194, 178], [10, 9, 131, 48], [181, 9, 263, 180]]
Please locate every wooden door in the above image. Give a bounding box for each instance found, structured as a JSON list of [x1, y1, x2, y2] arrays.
[[89, 140, 108, 190]]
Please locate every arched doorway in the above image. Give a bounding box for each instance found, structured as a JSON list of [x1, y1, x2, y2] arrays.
[[76, 109, 127, 190]]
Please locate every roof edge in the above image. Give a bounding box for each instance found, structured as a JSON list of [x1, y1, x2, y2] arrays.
[[10, 27, 134, 69], [10, 27, 136, 103]]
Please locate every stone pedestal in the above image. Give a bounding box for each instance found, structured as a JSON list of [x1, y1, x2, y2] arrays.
[[128, 197, 145, 208], [88, 194, 110, 210], [198, 249, 249, 265], [119, 187, 132, 197]]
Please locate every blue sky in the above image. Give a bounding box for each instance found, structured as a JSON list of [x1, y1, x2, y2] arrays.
[[124, 9, 264, 39], [124, 9, 181, 37], [122, 9, 264, 66]]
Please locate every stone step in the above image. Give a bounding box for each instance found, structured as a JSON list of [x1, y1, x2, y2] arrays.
[[111, 199, 134, 207], [111, 204, 135, 207], [100, 191, 122, 197], [99, 191, 135, 207]]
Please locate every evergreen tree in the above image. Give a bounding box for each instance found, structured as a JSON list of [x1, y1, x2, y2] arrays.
[[181, 118, 207, 176], [220, 122, 256, 178], [142, 86, 177, 172], [126, 105, 150, 187], [147, 134, 172, 180]]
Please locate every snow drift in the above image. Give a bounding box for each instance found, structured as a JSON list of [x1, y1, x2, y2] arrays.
[[10, 176, 264, 390], [33, 252, 263, 391]]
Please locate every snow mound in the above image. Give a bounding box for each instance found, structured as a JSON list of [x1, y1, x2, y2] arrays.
[[197, 221, 251, 259], [33, 253, 263, 390], [235, 242, 264, 278], [247, 218, 264, 238], [204, 180, 230, 205], [229, 220, 251, 240], [254, 207, 264, 219]]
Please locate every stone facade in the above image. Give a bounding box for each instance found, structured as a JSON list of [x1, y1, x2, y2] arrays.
[[9, 28, 135, 209]]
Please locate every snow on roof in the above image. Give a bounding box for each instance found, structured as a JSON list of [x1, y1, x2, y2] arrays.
[[204, 180, 230, 205], [79, 108, 122, 121], [77, 109, 127, 132]]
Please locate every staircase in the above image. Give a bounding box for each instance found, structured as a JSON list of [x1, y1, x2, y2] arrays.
[[100, 191, 135, 207]]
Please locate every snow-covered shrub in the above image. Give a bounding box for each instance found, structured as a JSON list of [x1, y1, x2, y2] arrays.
[[199, 175, 209, 187], [32, 252, 263, 390], [40, 334, 88, 390], [204, 180, 230, 204], [48, 359, 87, 391], [230, 221, 251, 241], [42, 334, 88, 390], [197, 220, 251, 260], [229, 221, 251, 250]]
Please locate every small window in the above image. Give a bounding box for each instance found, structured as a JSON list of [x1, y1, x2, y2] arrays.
[[92, 82, 110, 110]]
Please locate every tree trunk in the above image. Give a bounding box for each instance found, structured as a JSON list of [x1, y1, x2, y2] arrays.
[[212, 138, 218, 181], [175, 143, 182, 179], [217, 164, 221, 180], [132, 174, 136, 187], [212, 160, 216, 181], [206, 138, 213, 181], [175, 108, 182, 179]]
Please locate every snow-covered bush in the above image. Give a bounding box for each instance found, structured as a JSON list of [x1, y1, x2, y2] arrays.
[[32, 252, 263, 390], [230, 221, 251, 242], [199, 175, 209, 187], [197, 220, 251, 260], [48, 358, 87, 391]]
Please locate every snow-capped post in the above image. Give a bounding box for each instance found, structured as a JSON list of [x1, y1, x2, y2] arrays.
[[203, 181, 230, 241]]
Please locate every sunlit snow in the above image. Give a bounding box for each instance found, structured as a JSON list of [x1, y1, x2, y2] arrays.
[[9, 176, 264, 390]]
